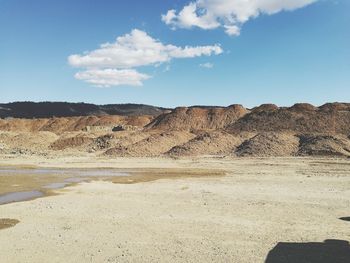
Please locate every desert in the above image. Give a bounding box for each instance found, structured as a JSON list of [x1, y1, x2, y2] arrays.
[[2, 1, 350, 261]]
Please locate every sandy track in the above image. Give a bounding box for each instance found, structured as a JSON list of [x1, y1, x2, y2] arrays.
[[0, 157, 349, 262]]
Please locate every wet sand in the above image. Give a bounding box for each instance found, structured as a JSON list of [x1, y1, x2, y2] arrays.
[[0, 156, 349, 262]]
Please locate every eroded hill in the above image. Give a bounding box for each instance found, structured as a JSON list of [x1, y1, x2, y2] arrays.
[[1, 102, 350, 158]]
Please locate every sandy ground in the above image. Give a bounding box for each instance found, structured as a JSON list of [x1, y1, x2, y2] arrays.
[[0, 156, 349, 262]]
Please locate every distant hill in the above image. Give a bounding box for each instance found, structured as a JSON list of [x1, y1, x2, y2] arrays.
[[0, 102, 168, 118]]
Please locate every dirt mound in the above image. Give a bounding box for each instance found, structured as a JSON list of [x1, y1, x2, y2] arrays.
[[1, 102, 350, 158], [235, 132, 299, 157], [147, 105, 249, 131], [0, 131, 58, 153], [298, 134, 350, 157], [2, 102, 350, 136], [105, 131, 195, 157], [41, 115, 152, 133], [319, 103, 350, 112], [124, 116, 153, 127], [0, 115, 153, 134], [167, 131, 245, 156], [92, 131, 151, 154], [251, 104, 279, 113], [87, 133, 139, 151], [0, 118, 49, 132], [289, 103, 317, 112], [228, 103, 350, 135], [50, 135, 94, 150], [90, 134, 114, 150]]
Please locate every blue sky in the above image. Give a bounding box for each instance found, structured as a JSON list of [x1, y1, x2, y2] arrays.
[[0, 0, 349, 107]]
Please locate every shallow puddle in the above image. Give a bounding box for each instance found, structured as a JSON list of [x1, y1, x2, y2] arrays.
[[0, 167, 131, 204], [0, 191, 44, 205], [43, 177, 87, 190], [43, 182, 69, 189], [0, 167, 224, 205]]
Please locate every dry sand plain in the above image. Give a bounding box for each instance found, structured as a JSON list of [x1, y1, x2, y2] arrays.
[[0, 156, 349, 262]]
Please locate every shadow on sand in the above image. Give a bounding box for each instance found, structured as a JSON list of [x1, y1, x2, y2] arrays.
[[265, 239, 350, 263], [339, 217, 350, 222]]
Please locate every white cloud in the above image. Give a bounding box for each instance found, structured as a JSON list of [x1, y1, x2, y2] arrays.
[[69, 29, 223, 86], [162, 3, 219, 30], [162, 0, 318, 36], [75, 69, 151, 88], [224, 25, 240, 36], [199, 62, 214, 68], [161, 10, 177, 26]]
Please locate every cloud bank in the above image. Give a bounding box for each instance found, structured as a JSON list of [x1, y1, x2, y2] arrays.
[[69, 29, 222, 87], [162, 0, 317, 36]]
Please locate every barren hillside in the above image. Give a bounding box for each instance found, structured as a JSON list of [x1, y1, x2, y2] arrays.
[[1, 102, 350, 158], [227, 103, 350, 134], [146, 104, 248, 131]]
